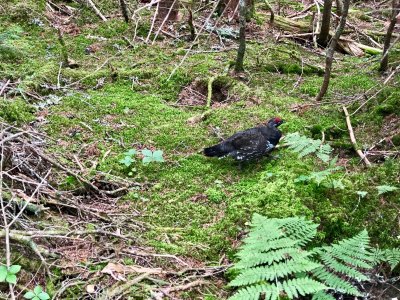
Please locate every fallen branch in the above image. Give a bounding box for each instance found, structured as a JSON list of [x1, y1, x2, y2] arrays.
[[160, 279, 206, 294], [99, 272, 150, 300], [85, 0, 107, 22], [0, 79, 10, 96], [206, 76, 216, 108], [343, 106, 372, 167]]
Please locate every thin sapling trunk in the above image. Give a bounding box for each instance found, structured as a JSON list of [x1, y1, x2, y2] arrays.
[[315, 0, 350, 101]]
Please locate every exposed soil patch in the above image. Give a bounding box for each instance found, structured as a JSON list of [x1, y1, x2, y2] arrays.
[[178, 77, 238, 107]]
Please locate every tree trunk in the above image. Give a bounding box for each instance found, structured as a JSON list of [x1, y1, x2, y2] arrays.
[[235, 0, 246, 72], [335, 0, 343, 16], [246, 0, 255, 21], [188, 9, 195, 41], [119, 0, 129, 23], [318, 0, 333, 47], [379, 0, 400, 72], [315, 0, 350, 101]]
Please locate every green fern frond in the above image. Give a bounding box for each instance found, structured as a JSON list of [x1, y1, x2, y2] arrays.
[[275, 217, 318, 246], [229, 278, 327, 300], [284, 132, 332, 162], [383, 248, 400, 270], [312, 267, 362, 296], [246, 215, 318, 247], [371, 248, 400, 270], [324, 230, 374, 268], [278, 278, 327, 298], [229, 259, 322, 286], [235, 248, 312, 269], [311, 291, 336, 300], [228, 284, 279, 300], [240, 237, 300, 253], [319, 252, 369, 281]]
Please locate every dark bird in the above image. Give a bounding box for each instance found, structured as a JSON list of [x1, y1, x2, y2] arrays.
[[203, 117, 284, 162]]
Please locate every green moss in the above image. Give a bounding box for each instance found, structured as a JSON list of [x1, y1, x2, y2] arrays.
[[0, 98, 34, 124], [392, 134, 400, 146]]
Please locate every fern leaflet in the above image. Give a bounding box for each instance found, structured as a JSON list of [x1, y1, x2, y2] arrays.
[[284, 132, 332, 162]]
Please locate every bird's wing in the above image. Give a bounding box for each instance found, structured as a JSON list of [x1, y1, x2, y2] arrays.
[[229, 131, 265, 152]]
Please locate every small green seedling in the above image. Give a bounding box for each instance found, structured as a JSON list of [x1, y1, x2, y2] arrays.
[[0, 264, 21, 284], [119, 149, 137, 175], [119, 149, 137, 167], [23, 285, 50, 300], [141, 149, 164, 165]]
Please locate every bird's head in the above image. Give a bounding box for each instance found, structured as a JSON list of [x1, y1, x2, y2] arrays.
[[267, 117, 285, 127]]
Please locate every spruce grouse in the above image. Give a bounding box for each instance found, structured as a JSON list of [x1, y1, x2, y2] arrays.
[[203, 117, 284, 161]]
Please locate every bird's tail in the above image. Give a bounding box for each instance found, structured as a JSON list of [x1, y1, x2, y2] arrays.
[[203, 144, 226, 157]]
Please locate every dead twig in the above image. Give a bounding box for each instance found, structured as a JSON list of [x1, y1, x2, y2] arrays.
[[160, 279, 206, 294], [343, 106, 372, 167], [146, 1, 160, 43], [99, 272, 151, 300], [0, 79, 10, 97], [85, 0, 107, 22]]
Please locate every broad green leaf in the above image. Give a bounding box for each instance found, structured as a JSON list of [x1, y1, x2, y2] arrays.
[[8, 265, 21, 274], [6, 274, 17, 284], [142, 156, 153, 165], [141, 149, 153, 157], [23, 291, 36, 299], [152, 150, 164, 162], [38, 292, 50, 300], [33, 297, 40, 300], [377, 185, 398, 195], [119, 156, 134, 167], [0, 266, 7, 282], [34, 286, 43, 294]]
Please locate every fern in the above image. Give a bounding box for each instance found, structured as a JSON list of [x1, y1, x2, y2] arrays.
[[373, 248, 400, 270], [312, 267, 361, 296], [229, 278, 327, 300], [310, 230, 375, 297], [229, 215, 400, 300], [284, 132, 332, 162], [230, 259, 322, 286], [229, 215, 324, 299], [311, 291, 336, 300], [229, 284, 279, 300]]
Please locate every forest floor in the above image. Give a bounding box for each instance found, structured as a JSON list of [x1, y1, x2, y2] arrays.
[[0, 0, 400, 299]]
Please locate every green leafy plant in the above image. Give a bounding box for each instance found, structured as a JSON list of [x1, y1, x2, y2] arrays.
[[284, 132, 332, 162], [24, 285, 50, 300], [119, 149, 137, 176], [228, 215, 326, 300], [376, 185, 398, 195], [294, 157, 343, 188], [0, 264, 21, 284], [119, 148, 165, 173], [373, 248, 400, 270], [228, 214, 400, 300], [141, 149, 164, 165], [119, 149, 137, 167]]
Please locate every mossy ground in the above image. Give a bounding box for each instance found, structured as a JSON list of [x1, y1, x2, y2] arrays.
[[1, 1, 399, 298]]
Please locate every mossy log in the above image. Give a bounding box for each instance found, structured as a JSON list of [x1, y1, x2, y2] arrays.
[[273, 15, 311, 32]]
